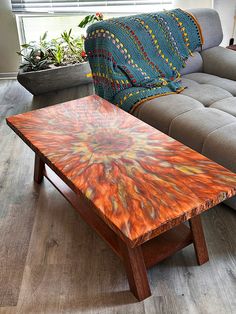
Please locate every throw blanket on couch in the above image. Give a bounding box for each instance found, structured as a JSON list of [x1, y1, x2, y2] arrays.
[[85, 9, 203, 112]]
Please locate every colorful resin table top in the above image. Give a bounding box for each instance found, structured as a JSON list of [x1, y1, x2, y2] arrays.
[[7, 95, 236, 247]]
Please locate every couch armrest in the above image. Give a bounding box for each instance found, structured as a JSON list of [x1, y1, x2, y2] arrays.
[[201, 46, 236, 81]]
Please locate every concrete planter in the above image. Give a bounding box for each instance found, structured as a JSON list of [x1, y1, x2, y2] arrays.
[[17, 62, 93, 95]]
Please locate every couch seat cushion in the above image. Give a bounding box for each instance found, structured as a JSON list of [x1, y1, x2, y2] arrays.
[[132, 94, 203, 134], [181, 78, 233, 107], [210, 97, 236, 117], [202, 123, 236, 173], [183, 72, 236, 96], [169, 108, 236, 152]]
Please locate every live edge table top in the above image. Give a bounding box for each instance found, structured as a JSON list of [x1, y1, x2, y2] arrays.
[[7, 95, 236, 247]]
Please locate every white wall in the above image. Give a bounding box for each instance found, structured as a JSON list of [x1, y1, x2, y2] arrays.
[[214, 0, 236, 46], [0, 0, 20, 74], [173, 0, 213, 9]]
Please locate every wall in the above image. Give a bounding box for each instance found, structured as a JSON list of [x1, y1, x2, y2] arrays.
[[0, 0, 20, 75], [214, 0, 236, 46], [173, 0, 213, 9]]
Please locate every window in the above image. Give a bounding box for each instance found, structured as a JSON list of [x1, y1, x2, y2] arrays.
[[12, 1, 172, 14], [12, 1, 173, 44]]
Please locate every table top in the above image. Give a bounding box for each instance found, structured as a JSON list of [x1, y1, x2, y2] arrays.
[[7, 95, 236, 247]]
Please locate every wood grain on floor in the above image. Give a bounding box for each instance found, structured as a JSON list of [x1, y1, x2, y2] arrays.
[[0, 80, 235, 313]]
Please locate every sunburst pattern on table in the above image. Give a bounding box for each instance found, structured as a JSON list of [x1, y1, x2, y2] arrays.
[[7, 95, 236, 246]]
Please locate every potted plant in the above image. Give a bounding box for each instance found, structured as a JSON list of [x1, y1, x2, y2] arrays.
[[17, 13, 103, 95]]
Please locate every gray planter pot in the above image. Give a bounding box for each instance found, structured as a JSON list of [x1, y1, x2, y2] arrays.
[[17, 62, 93, 96]]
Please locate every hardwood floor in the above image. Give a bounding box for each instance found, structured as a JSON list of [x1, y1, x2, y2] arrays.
[[0, 80, 236, 313]]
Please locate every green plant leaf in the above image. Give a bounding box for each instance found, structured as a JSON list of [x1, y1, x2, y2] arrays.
[[78, 15, 95, 28], [17, 51, 24, 56], [18, 26, 87, 71], [21, 44, 30, 48], [41, 31, 47, 41]]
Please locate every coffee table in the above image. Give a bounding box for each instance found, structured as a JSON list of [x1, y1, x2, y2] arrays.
[[7, 95, 236, 301]]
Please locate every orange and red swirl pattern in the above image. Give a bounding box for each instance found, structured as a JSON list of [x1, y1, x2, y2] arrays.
[[7, 95, 236, 247]]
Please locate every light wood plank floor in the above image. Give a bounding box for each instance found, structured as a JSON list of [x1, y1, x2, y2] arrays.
[[0, 80, 236, 314]]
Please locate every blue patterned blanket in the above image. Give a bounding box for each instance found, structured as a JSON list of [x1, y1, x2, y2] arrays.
[[85, 9, 203, 112]]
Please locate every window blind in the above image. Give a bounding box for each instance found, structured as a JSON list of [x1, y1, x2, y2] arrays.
[[11, 0, 172, 14]]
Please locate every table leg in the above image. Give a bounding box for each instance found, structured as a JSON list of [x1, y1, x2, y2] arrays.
[[189, 215, 209, 265], [34, 154, 45, 184], [119, 240, 151, 301]]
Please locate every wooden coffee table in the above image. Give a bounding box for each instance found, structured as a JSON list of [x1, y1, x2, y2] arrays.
[[7, 95, 236, 301]]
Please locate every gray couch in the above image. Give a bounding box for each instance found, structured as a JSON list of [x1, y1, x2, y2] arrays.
[[132, 8, 236, 210]]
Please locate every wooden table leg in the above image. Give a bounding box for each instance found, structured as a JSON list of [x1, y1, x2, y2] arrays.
[[119, 240, 151, 301], [189, 215, 209, 265], [34, 154, 45, 183]]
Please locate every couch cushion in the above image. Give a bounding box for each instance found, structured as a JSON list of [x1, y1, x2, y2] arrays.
[[180, 52, 203, 75], [202, 121, 236, 211], [183, 73, 236, 96], [188, 8, 223, 50], [169, 108, 236, 152], [201, 46, 236, 81], [132, 94, 203, 134], [181, 78, 199, 88], [181, 81, 232, 107], [202, 123, 236, 173], [210, 97, 236, 117]]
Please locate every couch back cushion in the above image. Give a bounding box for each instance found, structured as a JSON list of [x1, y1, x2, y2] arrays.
[[189, 8, 223, 50], [180, 8, 223, 75], [180, 51, 203, 75]]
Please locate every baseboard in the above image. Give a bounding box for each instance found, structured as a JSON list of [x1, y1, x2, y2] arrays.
[[0, 72, 18, 79]]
